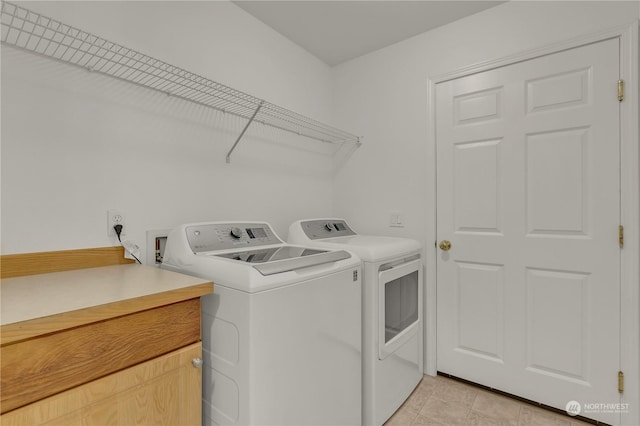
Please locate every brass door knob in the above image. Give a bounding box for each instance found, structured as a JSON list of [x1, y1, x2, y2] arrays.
[[439, 240, 452, 251]]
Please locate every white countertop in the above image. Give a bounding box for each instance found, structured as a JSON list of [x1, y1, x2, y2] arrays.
[[1, 264, 212, 327]]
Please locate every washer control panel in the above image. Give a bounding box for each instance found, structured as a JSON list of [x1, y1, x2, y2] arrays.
[[300, 219, 357, 240], [186, 222, 282, 253]]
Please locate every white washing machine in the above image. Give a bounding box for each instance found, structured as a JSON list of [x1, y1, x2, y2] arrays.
[[161, 221, 362, 426], [288, 219, 423, 426]]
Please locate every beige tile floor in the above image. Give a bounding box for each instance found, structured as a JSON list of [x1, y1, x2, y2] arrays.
[[384, 375, 597, 426]]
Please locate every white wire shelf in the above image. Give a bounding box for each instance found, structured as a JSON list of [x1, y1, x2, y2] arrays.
[[0, 1, 361, 162]]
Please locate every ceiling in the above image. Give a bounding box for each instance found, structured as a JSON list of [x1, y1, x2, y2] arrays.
[[233, 1, 506, 66]]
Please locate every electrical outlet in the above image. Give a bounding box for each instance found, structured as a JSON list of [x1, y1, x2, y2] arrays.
[[107, 210, 126, 237], [389, 211, 405, 228]]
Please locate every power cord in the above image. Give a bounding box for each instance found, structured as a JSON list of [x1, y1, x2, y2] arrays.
[[114, 224, 142, 264]]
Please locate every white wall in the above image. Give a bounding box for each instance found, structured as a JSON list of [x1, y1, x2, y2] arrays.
[[331, 0, 640, 247], [1, 1, 338, 256], [2, 1, 638, 256]]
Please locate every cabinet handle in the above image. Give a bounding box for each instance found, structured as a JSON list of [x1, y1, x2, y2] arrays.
[[192, 357, 203, 369]]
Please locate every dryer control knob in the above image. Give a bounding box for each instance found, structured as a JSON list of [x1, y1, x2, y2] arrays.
[[324, 223, 333, 232], [230, 227, 243, 239]]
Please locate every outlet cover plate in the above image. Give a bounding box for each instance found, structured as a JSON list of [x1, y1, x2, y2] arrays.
[[107, 210, 125, 237]]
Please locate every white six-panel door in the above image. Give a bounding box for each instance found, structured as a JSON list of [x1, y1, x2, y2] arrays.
[[436, 38, 621, 424]]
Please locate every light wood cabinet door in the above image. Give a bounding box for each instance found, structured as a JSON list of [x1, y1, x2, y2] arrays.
[[1, 342, 202, 426]]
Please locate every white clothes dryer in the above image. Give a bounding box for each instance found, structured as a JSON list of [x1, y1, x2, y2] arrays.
[[162, 221, 362, 426], [288, 219, 423, 426]]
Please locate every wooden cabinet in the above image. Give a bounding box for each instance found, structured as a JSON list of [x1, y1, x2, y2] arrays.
[[0, 252, 213, 426], [1, 342, 202, 426]]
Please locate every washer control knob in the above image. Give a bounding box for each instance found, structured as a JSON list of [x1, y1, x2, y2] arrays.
[[324, 223, 333, 232], [230, 227, 243, 239]]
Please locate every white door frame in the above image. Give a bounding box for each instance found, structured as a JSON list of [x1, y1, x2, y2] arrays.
[[425, 22, 639, 424]]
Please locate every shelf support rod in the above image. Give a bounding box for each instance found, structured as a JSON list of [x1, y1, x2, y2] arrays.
[[226, 101, 264, 164]]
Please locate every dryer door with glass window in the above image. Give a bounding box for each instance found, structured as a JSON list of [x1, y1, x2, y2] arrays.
[[378, 259, 422, 359]]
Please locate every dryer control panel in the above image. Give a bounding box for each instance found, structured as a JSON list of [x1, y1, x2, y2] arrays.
[[186, 222, 282, 253], [299, 219, 357, 240]]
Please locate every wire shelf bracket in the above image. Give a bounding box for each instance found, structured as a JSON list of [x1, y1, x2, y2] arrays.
[[0, 1, 362, 163], [226, 101, 263, 164]]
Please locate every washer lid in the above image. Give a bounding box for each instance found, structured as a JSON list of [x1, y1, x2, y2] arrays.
[[215, 246, 325, 263], [213, 246, 352, 276]]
